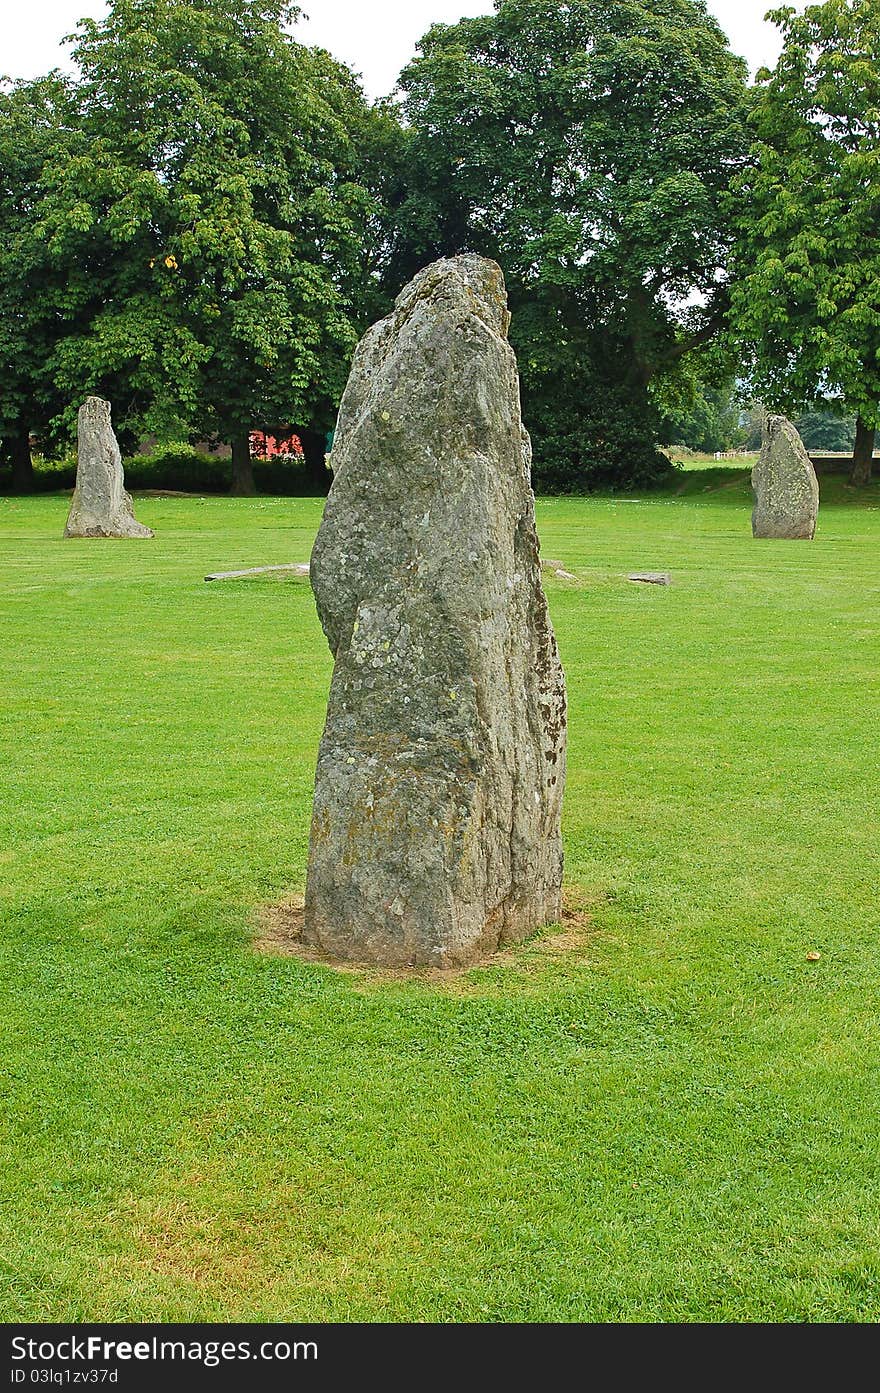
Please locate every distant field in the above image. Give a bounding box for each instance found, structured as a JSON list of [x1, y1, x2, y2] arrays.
[[1, 474, 879, 1321], [665, 447, 758, 472]]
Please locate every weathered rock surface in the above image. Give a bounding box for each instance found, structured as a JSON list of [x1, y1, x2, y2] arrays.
[[205, 563, 309, 582], [752, 415, 818, 540], [628, 572, 671, 586], [64, 397, 154, 539], [303, 255, 567, 967]]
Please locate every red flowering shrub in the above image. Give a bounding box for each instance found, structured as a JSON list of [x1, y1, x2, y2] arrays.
[[249, 431, 305, 461]]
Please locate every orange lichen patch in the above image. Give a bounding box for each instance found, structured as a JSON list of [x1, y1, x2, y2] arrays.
[[252, 889, 596, 989]]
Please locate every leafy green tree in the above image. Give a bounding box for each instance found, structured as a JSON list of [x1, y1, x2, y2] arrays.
[[794, 404, 856, 452], [0, 75, 79, 491], [728, 0, 880, 484], [737, 398, 855, 453], [741, 402, 766, 452], [395, 0, 750, 489], [37, 0, 394, 493], [656, 370, 747, 454]]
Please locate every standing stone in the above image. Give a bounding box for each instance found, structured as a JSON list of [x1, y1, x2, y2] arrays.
[[751, 415, 819, 539], [303, 255, 566, 968], [64, 397, 154, 539]]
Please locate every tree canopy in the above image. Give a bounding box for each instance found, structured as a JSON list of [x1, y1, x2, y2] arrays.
[[657, 372, 746, 454], [395, 0, 751, 488], [0, 75, 79, 490], [3, 0, 878, 496], [728, 0, 880, 483], [13, 0, 397, 491]]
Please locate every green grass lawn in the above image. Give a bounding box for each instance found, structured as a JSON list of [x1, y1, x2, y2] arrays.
[[2, 470, 880, 1322]]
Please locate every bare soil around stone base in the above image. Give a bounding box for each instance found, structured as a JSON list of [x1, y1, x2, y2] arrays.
[[254, 888, 596, 985]]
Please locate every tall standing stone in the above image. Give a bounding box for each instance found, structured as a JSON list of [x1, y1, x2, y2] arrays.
[[303, 255, 567, 968], [64, 397, 154, 539], [751, 414, 819, 539]]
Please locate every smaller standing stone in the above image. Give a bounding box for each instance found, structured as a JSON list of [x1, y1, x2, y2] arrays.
[[64, 397, 154, 539], [752, 415, 818, 540]]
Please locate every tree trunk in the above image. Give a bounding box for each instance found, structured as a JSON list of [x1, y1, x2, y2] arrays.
[[850, 416, 875, 486], [846, 415, 874, 487], [230, 430, 255, 496], [8, 432, 34, 494], [299, 426, 332, 494]]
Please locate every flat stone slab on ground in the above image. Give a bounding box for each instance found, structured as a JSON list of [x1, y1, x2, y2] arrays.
[[205, 563, 310, 581], [628, 571, 672, 585]]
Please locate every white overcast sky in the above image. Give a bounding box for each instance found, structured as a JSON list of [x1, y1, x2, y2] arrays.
[[1, 1, 807, 96]]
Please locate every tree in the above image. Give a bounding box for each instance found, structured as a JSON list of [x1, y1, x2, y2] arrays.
[[0, 76, 79, 491], [656, 372, 747, 454], [36, 0, 394, 493], [395, 0, 750, 489], [738, 398, 856, 454], [728, 0, 880, 485], [794, 404, 856, 452]]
